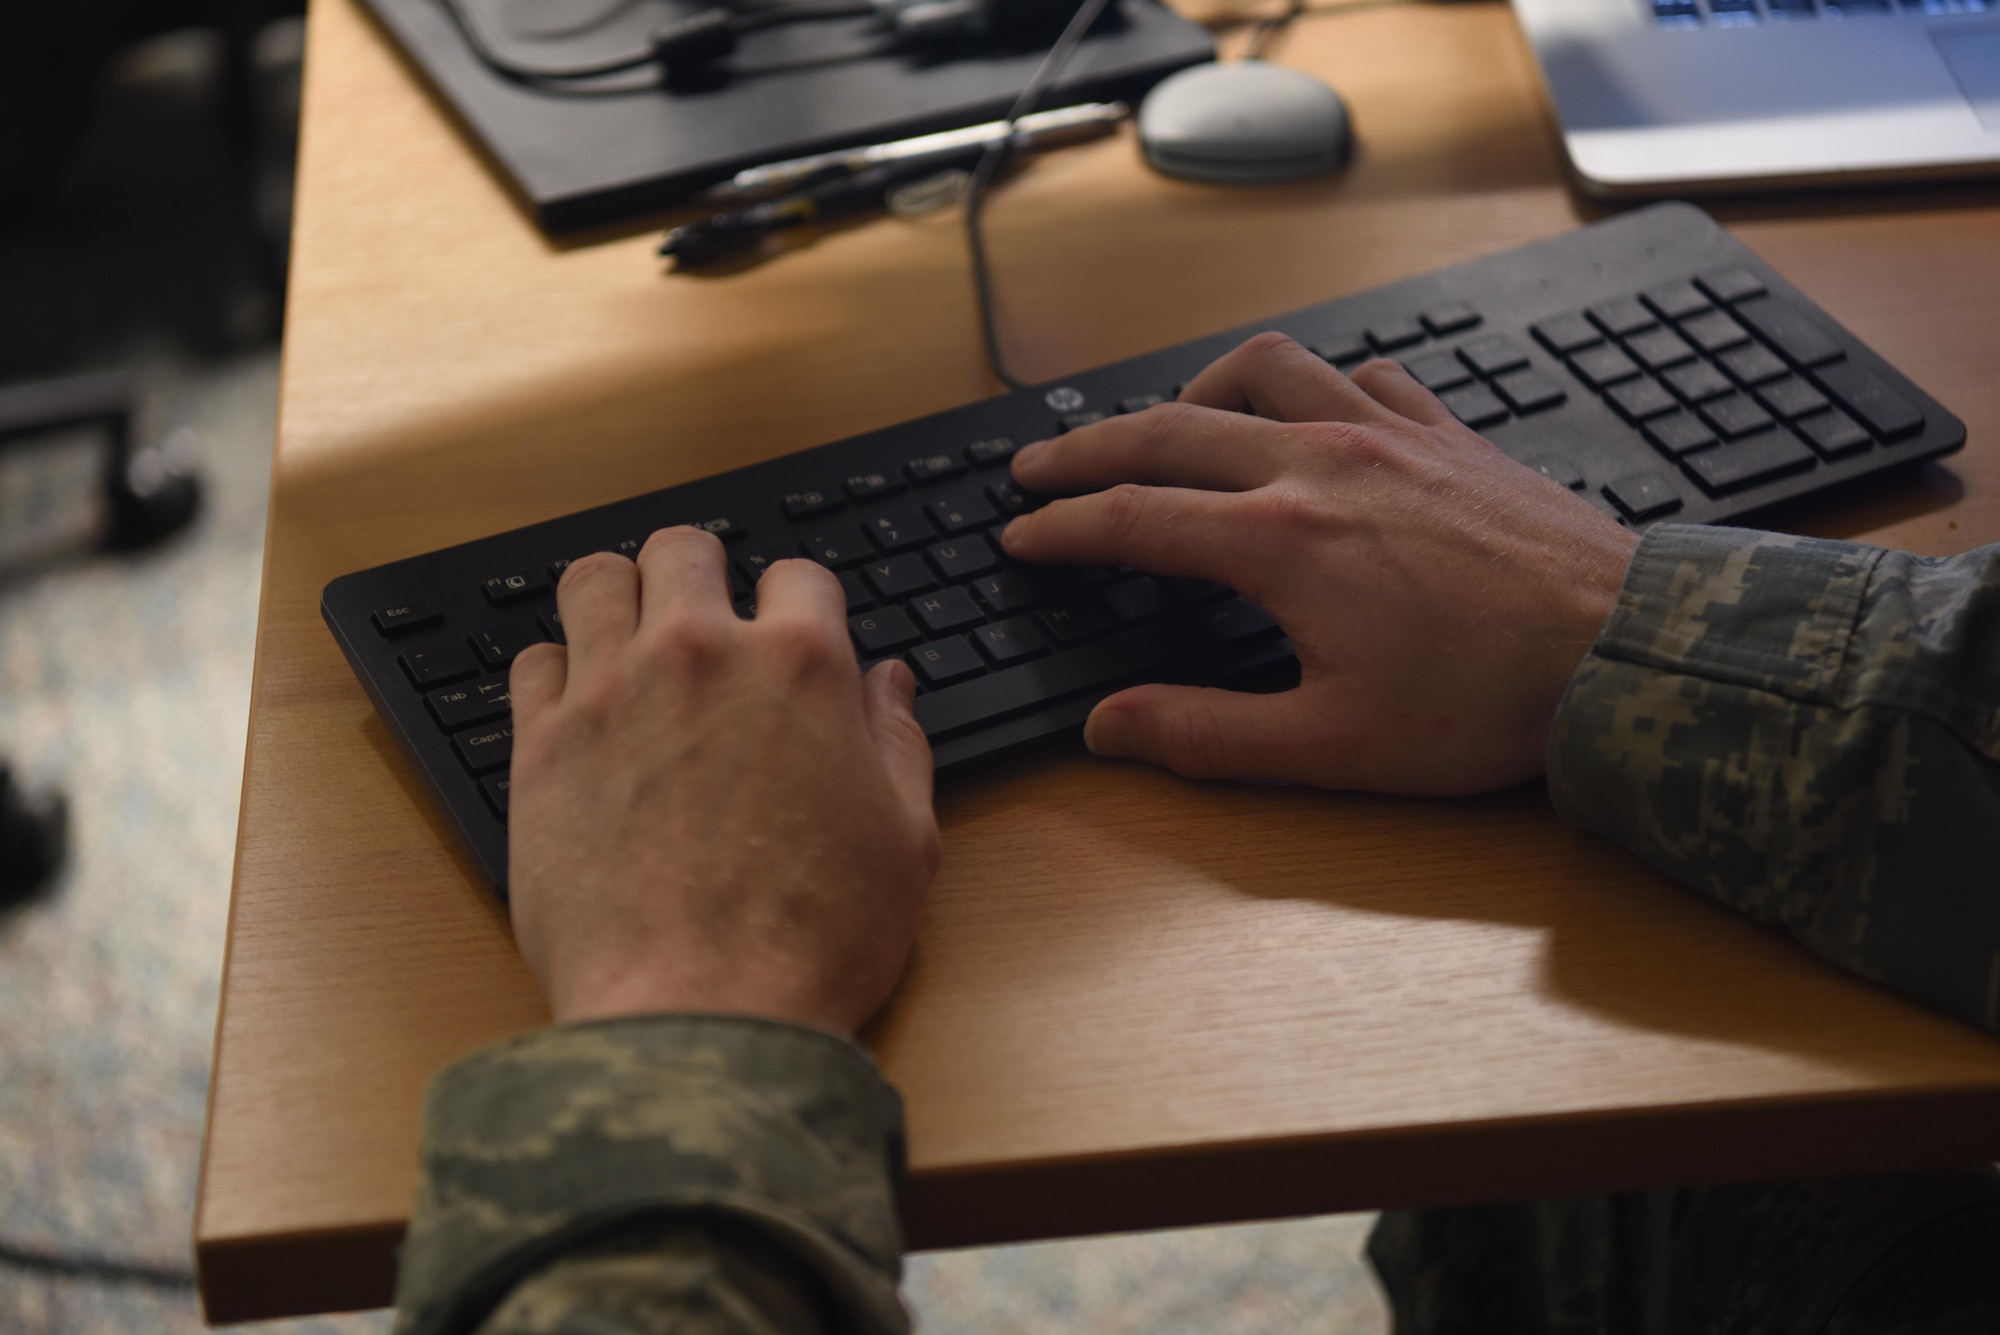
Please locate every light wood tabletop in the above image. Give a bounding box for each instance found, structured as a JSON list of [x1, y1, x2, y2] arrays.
[[196, 0, 2000, 1320]]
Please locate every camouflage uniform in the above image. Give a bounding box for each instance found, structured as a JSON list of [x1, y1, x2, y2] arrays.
[[395, 525, 2000, 1335]]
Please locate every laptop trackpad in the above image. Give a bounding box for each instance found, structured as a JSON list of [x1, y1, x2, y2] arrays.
[[1936, 28, 2000, 132]]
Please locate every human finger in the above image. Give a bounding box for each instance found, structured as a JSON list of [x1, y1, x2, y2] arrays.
[[635, 526, 732, 628], [1010, 402, 1288, 496], [555, 551, 639, 664], [751, 556, 848, 629], [1000, 484, 1246, 582], [1178, 332, 1402, 427], [1084, 682, 1319, 781], [861, 660, 934, 825], [1347, 357, 1457, 428], [509, 642, 567, 723]]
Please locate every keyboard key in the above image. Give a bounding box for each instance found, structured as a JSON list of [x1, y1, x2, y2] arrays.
[[1643, 411, 1720, 458], [1160, 576, 1230, 604], [1678, 309, 1752, 355], [694, 517, 744, 541], [1606, 378, 1679, 422], [400, 644, 476, 688], [971, 569, 1047, 613], [1520, 454, 1585, 489], [862, 554, 937, 600], [613, 537, 644, 557], [1312, 332, 1371, 365], [1587, 297, 1657, 337], [912, 618, 1212, 740], [1652, 0, 1701, 24], [1457, 334, 1530, 377], [1698, 393, 1777, 440], [1369, 317, 1427, 351], [549, 557, 577, 583], [1198, 597, 1280, 643], [1796, 409, 1874, 459], [1602, 470, 1683, 521], [1641, 280, 1712, 321], [1733, 297, 1844, 367], [1422, 302, 1481, 335], [849, 607, 922, 654], [734, 547, 793, 582], [927, 491, 997, 534], [539, 610, 565, 645], [1492, 368, 1566, 414], [966, 436, 1019, 466], [906, 452, 967, 483], [1439, 383, 1509, 428], [973, 616, 1050, 664], [453, 723, 514, 775], [986, 478, 1041, 517], [1100, 577, 1174, 623], [733, 597, 756, 621], [910, 635, 986, 687], [1681, 431, 1816, 494], [1718, 342, 1790, 386], [1118, 393, 1171, 414], [1040, 597, 1114, 646], [800, 526, 872, 568], [483, 570, 550, 605], [373, 600, 440, 636], [480, 774, 510, 819], [910, 586, 984, 634], [1710, 0, 1759, 23], [1663, 360, 1734, 403], [782, 488, 843, 519], [928, 536, 1000, 581], [1812, 363, 1924, 439], [862, 506, 934, 552], [1058, 410, 1109, 433], [1756, 376, 1831, 420], [1404, 350, 1474, 393], [837, 569, 874, 611], [1697, 266, 1767, 304], [427, 676, 512, 732], [470, 621, 547, 670], [1043, 564, 1116, 592], [1624, 326, 1698, 371], [844, 471, 905, 501], [1531, 313, 1602, 355], [1570, 344, 1642, 389]]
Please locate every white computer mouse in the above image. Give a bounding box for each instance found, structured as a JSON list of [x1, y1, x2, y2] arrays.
[[1137, 60, 1353, 185]]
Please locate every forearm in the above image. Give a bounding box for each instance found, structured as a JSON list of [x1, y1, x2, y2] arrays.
[[1548, 525, 2000, 1034], [394, 1015, 909, 1335]]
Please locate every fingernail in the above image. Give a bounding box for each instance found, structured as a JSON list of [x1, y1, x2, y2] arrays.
[[1000, 519, 1023, 547], [1084, 708, 1134, 758], [1013, 440, 1046, 470]]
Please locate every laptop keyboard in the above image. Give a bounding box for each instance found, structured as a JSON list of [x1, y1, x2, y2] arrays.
[[322, 202, 1965, 893], [1650, 0, 1985, 27]]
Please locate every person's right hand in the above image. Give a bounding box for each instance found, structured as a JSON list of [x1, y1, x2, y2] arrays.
[[1000, 332, 1642, 796]]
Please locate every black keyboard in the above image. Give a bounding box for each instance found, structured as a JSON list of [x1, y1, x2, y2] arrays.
[[322, 202, 1965, 892]]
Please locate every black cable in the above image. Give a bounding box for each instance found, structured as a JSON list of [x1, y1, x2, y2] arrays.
[[963, 0, 1119, 391], [1244, 0, 1308, 58], [437, 0, 662, 80], [0, 1239, 197, 1289]]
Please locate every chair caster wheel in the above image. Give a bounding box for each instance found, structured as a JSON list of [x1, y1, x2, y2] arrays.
[[103, 429, 202, 551], [0, 767, 69, 908]]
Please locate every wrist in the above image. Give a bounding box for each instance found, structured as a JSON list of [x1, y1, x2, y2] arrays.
[[550, 957, 859, 1038]]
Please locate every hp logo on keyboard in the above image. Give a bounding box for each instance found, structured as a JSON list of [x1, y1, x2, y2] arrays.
[[1044, 386, 1085, 413]]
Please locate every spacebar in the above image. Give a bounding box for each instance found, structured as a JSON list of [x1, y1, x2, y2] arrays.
[[913, 618, 1211, 740]]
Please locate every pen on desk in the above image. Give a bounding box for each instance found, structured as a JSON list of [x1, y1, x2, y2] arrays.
[[663, 102, 1130, 267], [701, 101, 1129, 204]]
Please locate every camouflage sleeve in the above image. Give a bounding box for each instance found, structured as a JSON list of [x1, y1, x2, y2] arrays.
[[1548, 524, 2000, 1034], [391, 1014, 910, 1335]]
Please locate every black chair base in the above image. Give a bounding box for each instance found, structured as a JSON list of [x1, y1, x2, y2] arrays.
[[0, 767, 68, 907]]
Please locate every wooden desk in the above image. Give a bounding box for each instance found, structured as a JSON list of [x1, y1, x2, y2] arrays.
[[195, 0, 2000, 1320]]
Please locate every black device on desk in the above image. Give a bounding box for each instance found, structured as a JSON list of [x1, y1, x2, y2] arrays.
[[323, 203, 1965, 893], [358, 0, 1211, 231]]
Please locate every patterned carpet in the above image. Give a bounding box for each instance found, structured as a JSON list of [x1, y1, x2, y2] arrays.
[[0, 21, 1388, 1335]]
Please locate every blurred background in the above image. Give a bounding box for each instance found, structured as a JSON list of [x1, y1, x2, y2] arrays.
[[0, 6, 1386, 1330]]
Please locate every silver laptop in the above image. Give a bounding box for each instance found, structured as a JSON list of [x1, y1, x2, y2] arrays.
[[1511, 0, 2000, 194]]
